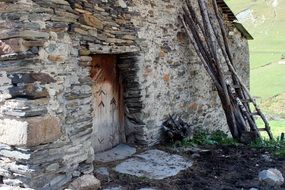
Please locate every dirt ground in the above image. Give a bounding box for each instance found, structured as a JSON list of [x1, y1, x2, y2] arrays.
[[100, 145, 285, 190]]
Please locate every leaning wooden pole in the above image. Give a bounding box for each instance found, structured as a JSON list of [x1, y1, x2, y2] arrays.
[[181, 0, 265, 142]]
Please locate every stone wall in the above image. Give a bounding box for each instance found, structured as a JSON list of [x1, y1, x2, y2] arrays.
[[128, 0, 251, 145], [0, 0, 250, 189]]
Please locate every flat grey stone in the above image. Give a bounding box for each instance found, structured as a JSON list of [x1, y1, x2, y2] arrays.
[[259, 168, 284, 186], [94, 144, 136, 163], [114, 149, 192, 179]]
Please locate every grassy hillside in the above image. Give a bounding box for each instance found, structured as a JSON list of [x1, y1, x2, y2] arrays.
[[225, 0, 285, 101], [225, 0, 285, 138], [226, 0, 285, 68]]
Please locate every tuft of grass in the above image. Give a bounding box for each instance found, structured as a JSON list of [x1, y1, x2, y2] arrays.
[[250, 138, 285, 158], [173, 129, 285, 158], [176, 129, 237, 147]]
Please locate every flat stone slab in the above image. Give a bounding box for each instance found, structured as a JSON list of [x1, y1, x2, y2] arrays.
[[114, 149, 192, 179], [94, 144, 136, 163]]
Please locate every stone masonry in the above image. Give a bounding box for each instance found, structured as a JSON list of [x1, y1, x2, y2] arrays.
[[0, 0, 250, 189]]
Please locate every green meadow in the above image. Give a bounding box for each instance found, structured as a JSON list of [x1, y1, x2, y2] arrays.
[[225, 0, 285, 137], [257, 119, 285, 139]]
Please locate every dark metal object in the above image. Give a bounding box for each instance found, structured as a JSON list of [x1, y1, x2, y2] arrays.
[[162, 115, 193, 142]]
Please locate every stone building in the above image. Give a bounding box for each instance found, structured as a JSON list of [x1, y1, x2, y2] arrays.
[[0, 0, 252, 189]]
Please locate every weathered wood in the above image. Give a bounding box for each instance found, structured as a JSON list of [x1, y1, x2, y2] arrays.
[[181, 0, 274, 141], [180, 16, 222, 92]]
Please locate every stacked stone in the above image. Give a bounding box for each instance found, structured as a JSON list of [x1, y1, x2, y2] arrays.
[[0, 0, 250, 189], [0, 0, 142, 189], [117, 54, 146, 144]]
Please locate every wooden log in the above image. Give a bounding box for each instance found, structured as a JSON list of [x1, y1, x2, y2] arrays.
[[181, 0, 266, 141], [182, 5, 239, 139], [180, 16, 222, 92]]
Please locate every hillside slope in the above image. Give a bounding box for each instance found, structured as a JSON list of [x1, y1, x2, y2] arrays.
[[225, 0, 285, 105]]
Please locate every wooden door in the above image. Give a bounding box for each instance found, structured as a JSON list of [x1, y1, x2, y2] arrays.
[[91, 55, 125, 153]]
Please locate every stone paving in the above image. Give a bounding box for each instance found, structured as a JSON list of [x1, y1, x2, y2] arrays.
[[114, 149, 192, 180], [94, 145, 192, 189], [94, 144, 136, 163]]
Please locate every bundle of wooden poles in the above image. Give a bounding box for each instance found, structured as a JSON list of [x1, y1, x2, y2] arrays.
[[180, 0, 269, 142]]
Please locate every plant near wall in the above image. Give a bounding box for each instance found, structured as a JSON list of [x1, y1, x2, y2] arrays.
[[177, 129, 237, 147], [251, 137, 285, 158]]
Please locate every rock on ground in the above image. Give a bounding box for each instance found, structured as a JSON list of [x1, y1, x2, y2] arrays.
[[114, 149, 192, 179], [259, 168, 284, 187], [68, 174, 101, 190]]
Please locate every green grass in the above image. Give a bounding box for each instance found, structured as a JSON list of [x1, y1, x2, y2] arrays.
[[251, 63, 285, 99], [226, 0, 285, 67], [250, 137, 285, 157], [256, 119, 285, 139], [176, 128, 285, 157], [179, 130, 237, 146], [261, 93, 285, 117]]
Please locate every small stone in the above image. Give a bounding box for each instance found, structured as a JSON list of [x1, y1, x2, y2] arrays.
[[261, 154, 273, 162], [79, 48, 91, 56], [80, 56, 92, 62], [117, 0, 127, 8], [46, 163, 60, 172], [259, 168, 284, 187], [51, 0, 70, 5], [80, 14, 104, 30], [48, 55, 65, 63], [191, 153, 200, 159], [72, 170, 81, 177], [0, 40, 14, 55], [95, 167, 109, 180], [3, 38, 28, 53], [8, 72, 56, 85], [68, 175, 101, 190]]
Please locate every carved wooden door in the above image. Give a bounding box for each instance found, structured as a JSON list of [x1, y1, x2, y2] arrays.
[[91, 55, 125, 153]]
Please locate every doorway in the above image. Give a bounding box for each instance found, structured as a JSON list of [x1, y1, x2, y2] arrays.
[[90, 54, 125, 153]]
